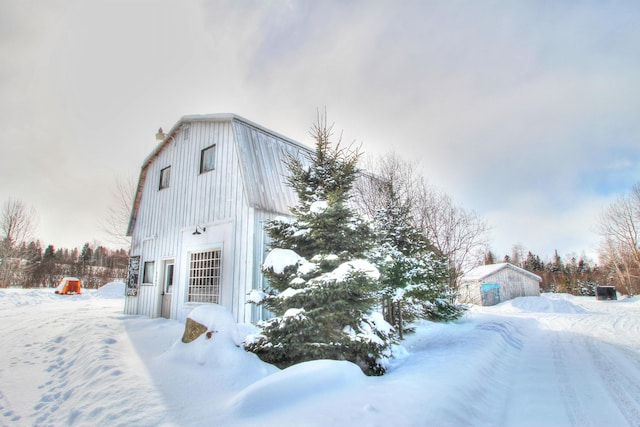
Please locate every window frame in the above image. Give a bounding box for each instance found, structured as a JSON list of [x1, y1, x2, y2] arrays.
[[187, 249, 222, 303], [159, 166, 171, 190], [142, 261, 155, 285], [200, 144, 216, 174]]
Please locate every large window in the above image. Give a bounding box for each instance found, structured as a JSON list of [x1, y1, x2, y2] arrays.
[[159, 166, 171, 190], [200, 145, 216, 173], [143, 261, 155, 284], [188, 250, 221, 303]]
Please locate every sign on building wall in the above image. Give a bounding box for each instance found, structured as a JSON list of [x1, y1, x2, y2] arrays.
[[126, 256, 140, 296]]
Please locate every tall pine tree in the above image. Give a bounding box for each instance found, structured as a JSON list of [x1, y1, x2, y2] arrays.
[[245, 115, 393, 376]]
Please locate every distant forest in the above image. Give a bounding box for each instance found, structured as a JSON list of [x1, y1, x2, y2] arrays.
[[0, 240, 128, 289]]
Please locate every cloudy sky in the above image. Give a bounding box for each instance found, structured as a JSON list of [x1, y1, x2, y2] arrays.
[[1, 0, 639, 261]]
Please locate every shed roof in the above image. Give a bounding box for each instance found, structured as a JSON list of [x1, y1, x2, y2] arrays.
[[460, 263, 542, 283], [126, 114, 313, 236]]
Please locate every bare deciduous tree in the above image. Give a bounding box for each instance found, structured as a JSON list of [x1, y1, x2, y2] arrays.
[[414, 185, 491, 286], [596, 183, 640, 295], [353, 153, 419, 220], [100, 176, 135, 248], [0, 198, 38, 287], [353, 153, 491, 287]]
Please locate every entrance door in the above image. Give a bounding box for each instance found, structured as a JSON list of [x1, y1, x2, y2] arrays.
[[481, 283, 501, 306], [161, 262, 174, 319]]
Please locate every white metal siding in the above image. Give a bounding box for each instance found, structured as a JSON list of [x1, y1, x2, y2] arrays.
[[126, 120, 251, 320], [125, 116, 310, 323]]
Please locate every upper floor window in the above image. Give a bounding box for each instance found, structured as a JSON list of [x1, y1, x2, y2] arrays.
[[159, 166, 171, 190], [200, 145, 216, 173]]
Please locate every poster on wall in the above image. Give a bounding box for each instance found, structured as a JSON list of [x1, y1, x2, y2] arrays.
[[126, 256, 140, 297]]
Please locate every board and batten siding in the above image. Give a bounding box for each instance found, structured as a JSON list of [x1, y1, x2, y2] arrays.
[[125, 119, 254, 320], [482, 268, 540, 301], [125, 114, 313, 323], [458, 263, 541, 306]]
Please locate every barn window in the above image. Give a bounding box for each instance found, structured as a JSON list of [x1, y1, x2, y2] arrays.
[[187, 249, 221, 303], [200, 145, 216, 173], [143, 261, 155, 284], [159, 166, 171, 190]]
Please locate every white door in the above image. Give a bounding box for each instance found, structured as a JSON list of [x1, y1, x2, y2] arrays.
[[160, 262, 174, 319]]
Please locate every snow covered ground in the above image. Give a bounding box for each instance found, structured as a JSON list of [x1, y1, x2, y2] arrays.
[[1, 285, 639, 427]]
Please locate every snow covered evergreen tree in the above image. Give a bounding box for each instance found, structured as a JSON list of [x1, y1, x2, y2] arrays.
[[367, 180, 464, 339], [245, 115, 393, 376]]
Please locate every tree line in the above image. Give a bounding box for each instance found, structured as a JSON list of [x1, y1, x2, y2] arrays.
[[0, 198, 127, 289], [0, 238, 128, 289]]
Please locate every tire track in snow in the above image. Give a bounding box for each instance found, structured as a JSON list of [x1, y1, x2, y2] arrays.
[[585, 340, 640, 425], [537, 310, 640, 427], [550, 334, 591, 427], [497, 317, 587, 427]]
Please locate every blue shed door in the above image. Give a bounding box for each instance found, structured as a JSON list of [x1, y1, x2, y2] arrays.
[[481, 283, 501, 306]]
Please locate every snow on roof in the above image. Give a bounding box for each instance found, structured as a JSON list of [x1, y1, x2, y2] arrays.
[[460, 263, 541, 283]]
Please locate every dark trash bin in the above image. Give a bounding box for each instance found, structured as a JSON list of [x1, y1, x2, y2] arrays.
[[596, 286, 617, 301]]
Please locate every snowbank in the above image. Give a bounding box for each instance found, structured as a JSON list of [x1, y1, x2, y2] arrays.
[[2, 290, 640, 426], [491, 294, 587, 314], [186, 304, 242, 346], [0, 288, 61, 309], [230, 360, 366, 417], [95, 281, 125, 299]]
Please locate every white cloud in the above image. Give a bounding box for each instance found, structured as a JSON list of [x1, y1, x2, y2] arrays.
[[1, 0, 639, 255]]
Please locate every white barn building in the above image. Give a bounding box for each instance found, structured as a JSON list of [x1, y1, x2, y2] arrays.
[[124, 114, 312, 323], [458, 263, 541, 306]]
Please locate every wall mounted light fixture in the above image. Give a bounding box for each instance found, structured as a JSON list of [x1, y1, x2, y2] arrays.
[[192, 226, 206, 235]]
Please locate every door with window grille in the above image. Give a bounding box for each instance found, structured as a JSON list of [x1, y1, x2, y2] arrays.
[[188, 250, 221, 303]]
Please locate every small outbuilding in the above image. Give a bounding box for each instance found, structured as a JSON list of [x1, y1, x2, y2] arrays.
[[55, 277, 82, 295], [458, 263, 541, 306]]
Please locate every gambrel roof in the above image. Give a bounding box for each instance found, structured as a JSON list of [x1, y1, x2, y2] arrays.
[[127, 114, 313, 236], [460, 262, 542, 283]]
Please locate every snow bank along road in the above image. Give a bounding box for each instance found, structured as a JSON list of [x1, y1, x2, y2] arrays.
[[0, 289, 639, 427]]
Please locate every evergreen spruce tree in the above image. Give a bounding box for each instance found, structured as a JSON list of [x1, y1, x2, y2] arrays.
[[245, 115, 393, 376], [483, 250, 496, 265], [368, 180, 464, 339], [524, 251, 542, 272]]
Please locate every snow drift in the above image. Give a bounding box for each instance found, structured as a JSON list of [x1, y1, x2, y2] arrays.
[[0, 290, 639, 426]]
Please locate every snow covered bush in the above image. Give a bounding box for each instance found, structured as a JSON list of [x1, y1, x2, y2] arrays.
[[245, 115, 393, 376]]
